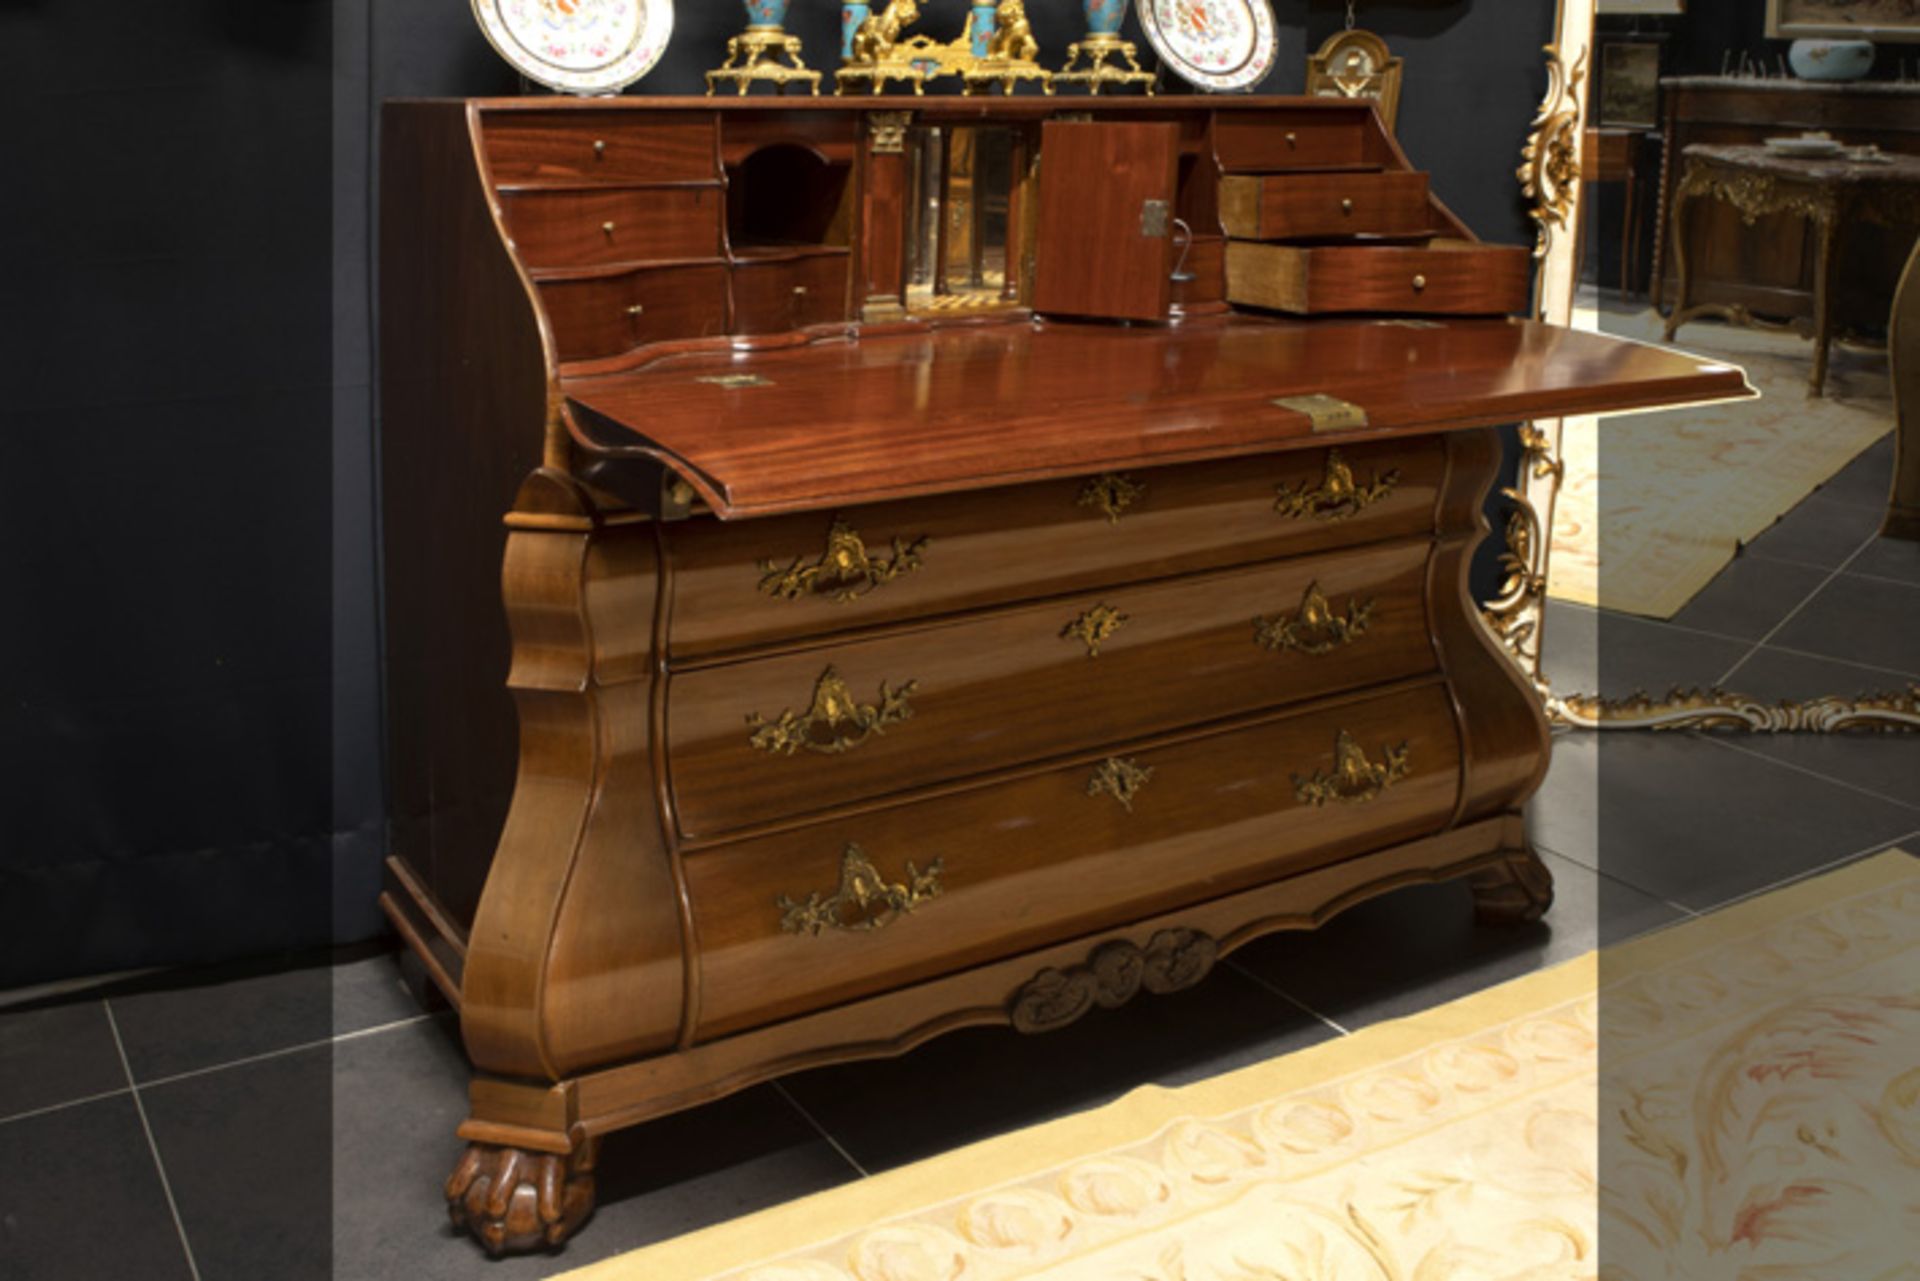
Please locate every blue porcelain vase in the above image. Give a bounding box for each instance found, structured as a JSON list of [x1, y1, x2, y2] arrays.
[[1085, 0, 1128, 37], [1789, 38, 1874, 82], [745, 0, 790, 28], [971, 2, 999, 58], [841, 2, 870, 57]]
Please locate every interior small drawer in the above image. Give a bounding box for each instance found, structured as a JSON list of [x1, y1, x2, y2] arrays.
[[661, 438, 1444, 659], [682, 682, 1462, 1040], [1219, 171, 1431, 240], [1212, 114, 1371, 171], [666, 539, 1437, 839], [538, 262, 729, 363], [1226, 240, 1532, 316], [482, 112, 719, 185], [730, 251, 852, 335], [498, 185, 724, 270]]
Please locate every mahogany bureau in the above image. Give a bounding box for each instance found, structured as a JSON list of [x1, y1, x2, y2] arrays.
[[377, 96, 1747, 1254]]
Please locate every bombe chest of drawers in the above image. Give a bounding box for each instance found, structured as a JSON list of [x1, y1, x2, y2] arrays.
[[377, 96, 1745, 1254]]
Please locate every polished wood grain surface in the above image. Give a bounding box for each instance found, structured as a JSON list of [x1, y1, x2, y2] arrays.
[[497, 185, 725, 270], [1226, 240, 1533, 316], [481, 111, 719, 185], [686, 682, 1461, 1040], [565, 316, 1753, 518], [1031, 121, 1179, 322], [730, 249, 852, 335], [662, 438, 1443, 657], [381, 102, 551, 933], [538, 261, 730, 363], [1219, 171, 1431, 240], [669, 540, 1435, 837]]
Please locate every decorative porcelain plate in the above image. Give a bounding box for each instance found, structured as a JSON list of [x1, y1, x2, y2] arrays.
[[1138, 0, 1277, 93], [470, 0, 674, 96]]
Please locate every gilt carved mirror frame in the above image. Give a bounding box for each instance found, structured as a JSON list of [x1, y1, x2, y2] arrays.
[[1496, 0, 1920, 733]]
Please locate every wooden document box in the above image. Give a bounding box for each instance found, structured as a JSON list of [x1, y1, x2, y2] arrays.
[[378, 97, 1745, 1254]]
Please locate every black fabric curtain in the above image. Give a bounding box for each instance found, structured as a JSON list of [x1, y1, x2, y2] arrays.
[[0, 0, 1549, 990]]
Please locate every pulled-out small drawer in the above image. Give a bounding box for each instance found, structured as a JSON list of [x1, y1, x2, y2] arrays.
[[1219, 172, 1431, 240], [537, 262, 729, 363], [482, 112, 719, 185], [497, 185, 725, 270], [661, 438, 1445, 658], [683, 682, 1462, 1039], [667, 539, 1436, 837], [1225, 239, 1532, 316]]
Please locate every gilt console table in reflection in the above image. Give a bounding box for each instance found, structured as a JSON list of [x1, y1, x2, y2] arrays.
[[1651, 77, 1920, 332], [1665, 144, 1920, 397], [377, 96, 1748, 1255]]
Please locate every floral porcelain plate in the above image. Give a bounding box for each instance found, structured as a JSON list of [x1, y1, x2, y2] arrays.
[[470, 0, 674, 96], [1138, 0, 1277, 93]]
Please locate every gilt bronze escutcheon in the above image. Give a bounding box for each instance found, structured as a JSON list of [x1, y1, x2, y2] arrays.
[[747, 666, 918, 756], [1254, 581, 1376, 656], [1292, 730, 1411, 806]]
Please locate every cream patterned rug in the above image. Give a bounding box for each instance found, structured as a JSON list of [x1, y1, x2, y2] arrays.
[[1548, 307, 1891, 617], [561, 850, 1920, 1280]]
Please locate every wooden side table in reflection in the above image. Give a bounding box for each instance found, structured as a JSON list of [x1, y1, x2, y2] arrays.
[[1583, 127, 1649, 296], [1665, 144, 1920, 397]]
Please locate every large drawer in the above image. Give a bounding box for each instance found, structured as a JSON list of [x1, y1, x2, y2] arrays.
[[1219, 171, 1431, 240], [685, 682, 1463, 1039], [662, 438, 1444, 658], [668, 539, 1435, 837], [1226, 239, 1532, 316]]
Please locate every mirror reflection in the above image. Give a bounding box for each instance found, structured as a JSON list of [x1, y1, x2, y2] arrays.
[[907, 125, 1019, 312]]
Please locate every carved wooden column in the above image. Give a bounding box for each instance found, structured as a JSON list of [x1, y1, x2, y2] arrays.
[[860, 111, 913, 320]]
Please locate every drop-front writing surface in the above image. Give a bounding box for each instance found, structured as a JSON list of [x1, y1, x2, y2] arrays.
[[376, 95, 1750, 1255]]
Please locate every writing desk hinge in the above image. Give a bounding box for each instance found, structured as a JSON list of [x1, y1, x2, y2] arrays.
[[1272, 394, 1370, 433]]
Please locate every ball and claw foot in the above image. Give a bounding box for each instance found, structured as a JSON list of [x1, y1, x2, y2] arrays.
[[446, 1138, 599, 1255], [1469, 847, 1555, 926]]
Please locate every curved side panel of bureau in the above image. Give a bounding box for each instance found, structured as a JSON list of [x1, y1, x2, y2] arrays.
[[1429, 428, 1554, 826], [460, 473, 686, 1086]]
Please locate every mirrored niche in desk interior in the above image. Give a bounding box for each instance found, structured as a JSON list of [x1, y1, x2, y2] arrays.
[[906, 124, 1026, 314]]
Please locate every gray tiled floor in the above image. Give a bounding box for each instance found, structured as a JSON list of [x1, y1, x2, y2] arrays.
[[2, 437, 1916, 1279]]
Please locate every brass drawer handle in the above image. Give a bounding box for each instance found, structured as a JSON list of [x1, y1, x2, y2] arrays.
[[1274, 450, 1401, 522], [1076, 472, 1146, 523], [758, 517, 929, 604], [1087, 757, 1153, 812], [1341, 197, 1355, 215], [1061, 602, 1127, 658], [778, 843, 944, 935], [592, 139, 607, 158], [625, 303, 646, 317], [748, 665, 916, 756], [1254, 581, 1375, 656], [1293, 731, 1411, 807], [1412, 274, 1428, 293], [602, 220, 616, 237]]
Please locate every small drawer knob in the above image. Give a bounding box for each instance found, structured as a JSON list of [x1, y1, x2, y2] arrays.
[[601, 221, 616, 237], [626, 303, 646, 317], [792, 285, 809, 297], [1285, 131, 1298, 148], [592, 139, 607, 158], [1411, 274, 1428, 293], [1341, 198, 1355, 215]]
